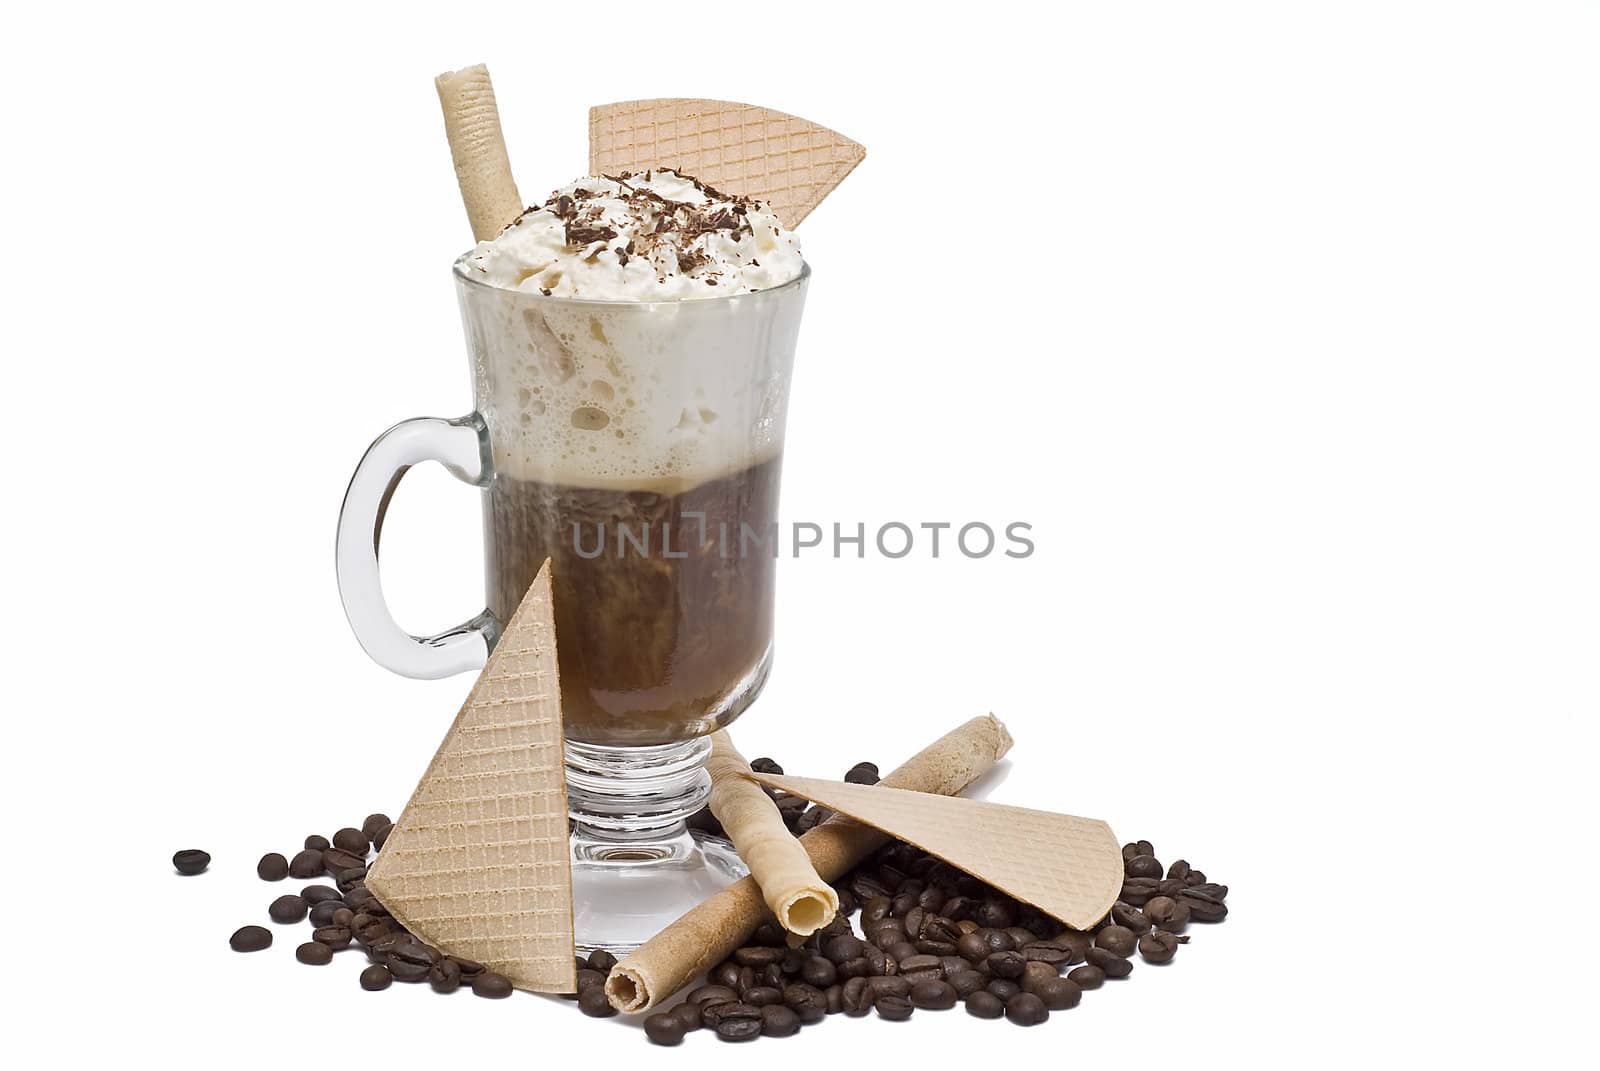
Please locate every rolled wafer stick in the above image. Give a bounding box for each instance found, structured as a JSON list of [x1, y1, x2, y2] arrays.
[[605, 714, 1013, 1013], [706, 731, 838, 937], [435, 64, 523, 241]]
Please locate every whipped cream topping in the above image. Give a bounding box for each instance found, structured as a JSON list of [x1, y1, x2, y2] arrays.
[[462, 170, 804, 300]]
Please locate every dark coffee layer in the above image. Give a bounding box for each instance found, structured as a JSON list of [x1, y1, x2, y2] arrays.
[[483, 455, 781, 746]]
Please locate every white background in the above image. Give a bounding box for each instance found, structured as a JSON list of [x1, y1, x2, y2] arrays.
[[2, 2, 1595, 1066]]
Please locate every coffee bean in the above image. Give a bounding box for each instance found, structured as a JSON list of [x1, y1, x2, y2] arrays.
[[173, 849, 211, 876], [897, 953, 941, 974], [837, 956, 873, 980], [296, 941, 333, 965], [1139, 930, 1187, 964], [361, 813, 392, 839], [1158, 878, 1189, 897], [736, 965, 757, 993], [705, 1001, 762, 1028], [1145, 896, 1191, 932], [304, 834, 330, 851], [687, 984, 738, 1006], [978, 928, 1017, 955], [359, 965, 392, 991], [844, 761, 879, 785], [744, 986, 783, 1007], [956, 932, 989, 963], [644, 1012, 687, 1045], [1125, 854, 1163, 879], [840, 977, 873, 1016], [312, 926, 352, 950], [1095, 925, 1138, 957], [309, 900, 342, 927], [902, 907, 926, 939], [1111, 901, 1151, 932], [332, 908, 354, 928], [229, 925, 271, 952], [875, 994, 914, 1021], [867, 976, 912, 1000], [329, 827, 365, 854], [1020, 939, 1079, 966], [1185, 868, 1208, 885], [973, 899, 1015, 929], [429, 959, 462, 993], [760, 1004, 800, 1036], [1180, 894, 1229, 923], [908, 980, 957, 1010], [451, 956, 486, 978], [1187, 882, 1229, 902], [965, 990, 1005, 1019], [255, 853, 288, 881], [474, 972, 515, 999], [749, 757, 783, 774], [734, 945, 784, 967], [986, 951, 1026, 979], [1020, 961, 1058, 994], [387, 948, 432, 981], [268, 895, 308, 924], [782, 983, 828, 1023], [1086, 947, 1133, 978], [822, 934, 862, 964], [371, 823, 394, 851], [1036, 976, 1082, 1010], [715, 1018, 762, 1042], [1068, 964, 1105, 989], [1005, 992, 1049, 1025], [946, 969, 987, 997], [887, 941, 919, 963], [336, 868, 367, 893], [1167, 859, 1192, 881], [711, 961, 741, 990], [824, 985, 843, 1014], [987, 978, 1021, 1000], [288, 849, 324, 879], [321, 848, 366, 876], [300, 884, 340, 904], [671, 1002, 705, 1033], [585, 948, 617, 973]]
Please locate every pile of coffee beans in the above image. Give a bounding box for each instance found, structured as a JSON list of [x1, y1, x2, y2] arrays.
[[213, 813, 514, 998], [642, 762, 1230, 1044]]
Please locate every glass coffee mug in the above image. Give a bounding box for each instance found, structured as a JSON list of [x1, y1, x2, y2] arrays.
[[336, 257, 808, 953]]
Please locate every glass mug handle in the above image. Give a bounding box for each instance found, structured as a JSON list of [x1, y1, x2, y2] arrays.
[[334, 413, 499, 679]]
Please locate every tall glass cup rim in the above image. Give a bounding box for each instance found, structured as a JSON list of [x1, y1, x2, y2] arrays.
[[451, 254, 810, 308]]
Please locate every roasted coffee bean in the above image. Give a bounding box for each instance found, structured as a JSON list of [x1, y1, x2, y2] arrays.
[[861, 896, 893, 924], [1111, 901, 1151, 932], [705, 1001, 762, 1029], [760, 1004, 800, 1036], [866, 976, 912, 1001], [475, 972, 515, 999], [255, 853, 288, 881], [687, 984, 739, 1006], [644, 1012, 686, 1046], [978, 928, 1017, 955], [336, 868, 367, 893], [1145, 896, 1191, 932], [359, 965, 392, 991], [451, 957, 486, 978], [1020, 939, 1077, 966], [1086, 947, 1133, 978], [1122, 839, 1155, 861], [361, 813, 392, 838], [343, 886, 378, 910], [824, 984, 843, 1014], [887, 941, 919, 963], [370, 823, 393, 851], [309, 900, 342, 927], [332, 827, 369, 854], [1186, 882, 1229, 902], [986, 951, 1026, 979], [331, 907, 354, 928], [956, 933, 991, 963], [837, 956, 873, 980], [577, 985, 615, 1015], [892, 892, 917, 916], [845, 761, 880, 785], [917, 886, 948, 913], [864, 946, 895, 976], [715, 1018, 762, 1042], [1180, 894, 1229, 923], [782, 983, 828, 1024], [288, 850, 324, 879], [229, 925, 271, 952], [1036, 977, 1082, 1010], [387, 947, 433, 981], [1167, 859, 1192, 881], [428, 959, 462, 993], [1157, 878, 1188, 898], [304, 834, 331, 851], [295, 940, 333, 965], [313, 926, 352, 950], [1020, 961, 1059, 994], [908, 980, 957, 1010], [1005, 992, 1049, 1026], [173, 849, 211, 876], [920, 916, 962, 945], [1125, 854, 1163, 879], [574, 969, 606, 993], [840, 977, 873, 1017], [268, 895, 308, 924], [1139, 930, 1187, 964], [987, 979, 1021, 1001], [744, 986, 783, 1007], [321, 848, 366, 876], [965, 990, 1005, 1019], [711, 961, 741, 989], [973, 899, 1015, 929], [1005, 926, 1037, 949], [800, 956, 837, 987], [749, 756, 783, 775], [1095, 925, 1138, 957], [300, 884, 340, 904], [823, 933, 863, 964], [1119, 877, 1160, 906], [584, 948, 617, 973], [736, 965, 758, 993], [671, 1002, 705, 1033], [1184, 868, 1207, 885], [902, 907, 926, 939], [946, 970, 987, 997], [1068, 964, 1105, 989], [871, 994, 911, 1021], [733, 945, 784, 967]]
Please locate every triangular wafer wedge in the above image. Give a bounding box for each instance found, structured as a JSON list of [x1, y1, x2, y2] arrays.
[[588, 98, 865, 228], [750, 775, 1122, 930], [366, 562, 575, 992]]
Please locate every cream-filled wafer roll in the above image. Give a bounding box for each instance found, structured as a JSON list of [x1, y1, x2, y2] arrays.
[[435, 64, 523, 241], [706, 732, 838, 937], [605, 715, 1013, 1013]]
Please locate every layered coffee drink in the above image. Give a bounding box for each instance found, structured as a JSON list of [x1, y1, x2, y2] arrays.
[[456, 170, 807, 746]]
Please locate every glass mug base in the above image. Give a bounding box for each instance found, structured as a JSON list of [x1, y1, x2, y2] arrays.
[[567, 736, 751, 955]]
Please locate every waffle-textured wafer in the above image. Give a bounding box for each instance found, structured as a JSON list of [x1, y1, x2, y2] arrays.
[[750, 775, 1122, 930], [588, 99, 864, 228], [436, 64, 524, 241], [365, 561, 575, 993]]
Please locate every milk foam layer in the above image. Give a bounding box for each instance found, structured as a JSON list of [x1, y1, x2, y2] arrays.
[[457, 264, 807, 488], [463, 170, 804, 301]]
